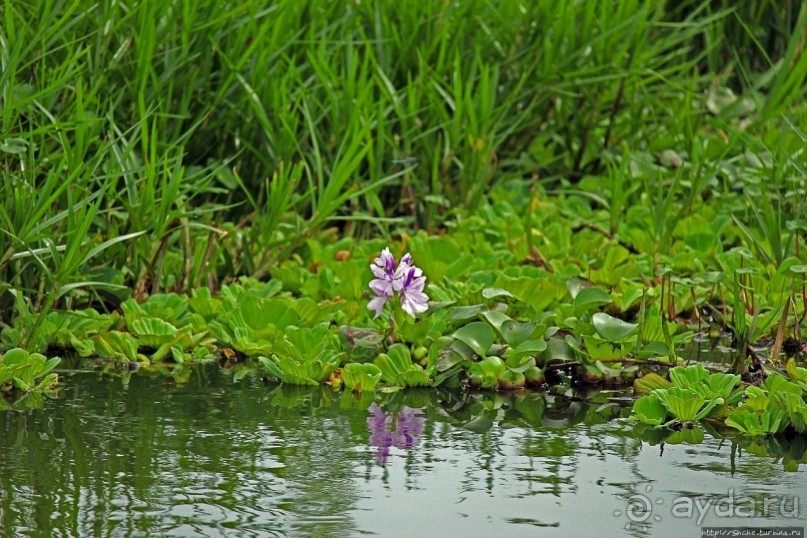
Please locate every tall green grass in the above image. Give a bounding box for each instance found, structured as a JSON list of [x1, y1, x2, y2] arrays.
[[0, 0, 805, 323]]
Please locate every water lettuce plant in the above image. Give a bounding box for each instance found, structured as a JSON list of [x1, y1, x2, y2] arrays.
[[725, 375, 807, 436], [631, 364, 740, 427], [0, 348, 60, 409], [631, 363, 807, 438], [342, 363, 384, 392]]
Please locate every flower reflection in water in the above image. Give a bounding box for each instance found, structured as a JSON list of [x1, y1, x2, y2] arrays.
[[366, 403, 425, 466]]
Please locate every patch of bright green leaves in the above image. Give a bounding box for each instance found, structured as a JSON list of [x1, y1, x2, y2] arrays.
[[0, 348, 60, 410], [632, 363, 807, 437]]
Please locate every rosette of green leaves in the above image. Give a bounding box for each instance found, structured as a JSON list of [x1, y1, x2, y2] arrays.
[[374, 344, 431, 388], [725, 375, 806, 436], [0, 348, 60, 408], [128, 318, 210, 363], [258, 324, 343, 385], [632, 365, 742, 427], [93, 331, 141, 362], [341, 363, 383, 392], [121, 294, 204, 331]]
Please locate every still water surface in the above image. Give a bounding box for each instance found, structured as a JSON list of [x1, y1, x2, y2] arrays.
[[0, 368, 804, 537]]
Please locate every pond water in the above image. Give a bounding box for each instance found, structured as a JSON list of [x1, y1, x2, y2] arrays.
[[1, 368, 805, 537]]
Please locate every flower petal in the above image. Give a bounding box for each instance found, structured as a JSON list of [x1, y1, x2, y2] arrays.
[[367, 294, 389, 318]]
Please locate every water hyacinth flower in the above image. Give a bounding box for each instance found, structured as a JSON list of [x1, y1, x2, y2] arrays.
[[367, 248, 429, 319], [397, 265, 429, 318], [370, 247, 397, 297]]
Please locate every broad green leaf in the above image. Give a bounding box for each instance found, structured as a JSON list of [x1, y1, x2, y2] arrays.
[[771, 392, 807, 433], [452, 322, 494, 358], [450, 304, 487, 321], [482, 287, 513, 299], [573, 287, 612, 316], [374, 344, 429, 387], [398, 370, 432, 387], [653, 387, 722, 422], [480, 311, 511, 334], [785, 358, 807, 392], [509, 339, 547, 363], [669, 364, 709, 388], [690, 372, 741, 401], [129, 318, 182, 348], [763, 374, 802, 397], [726, 407, 789, 435], [634, 373, 672, 395], [543, 337, 575, 365], [500, 319, 537, 346], [633, 394, 667, 425], [583, 335, 622, 360], [342, 363, 383, 392], [592, 312, 637, 341]]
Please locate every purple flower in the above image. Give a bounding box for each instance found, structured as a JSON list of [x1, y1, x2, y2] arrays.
[[367, 291, 390, 319], [367, 248, 429, 319], [369, 247, 397, 297], [398, 264, 429, 318]]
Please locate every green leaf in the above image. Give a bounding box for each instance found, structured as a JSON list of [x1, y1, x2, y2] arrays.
[[691, 372, 741, 401], [341, 363, 383, 392], [763, 374, 803, 397], [258, 356, 284, 380], [634, 373, 673, 395], [668, 364, 709, 388], [480, 311, 511, 334], [500, 319, 537, 347], [374, 344, 430, 387], [450, 304, 488, 321], [726, 407, 789, 436], [785, 358, 807, 392], [592, 312, 637, 341], [482, 287, 513, 299], [542, 337, 575, 365], [653, 387, 723, 422], [573, 287, 612, 316], [509, 339, 547, 364], [633, 394, 667, 425], [452, 322, 494, 358]]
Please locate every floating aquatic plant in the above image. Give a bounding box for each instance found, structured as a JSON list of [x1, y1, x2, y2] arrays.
[[0, 348, 61, 410]]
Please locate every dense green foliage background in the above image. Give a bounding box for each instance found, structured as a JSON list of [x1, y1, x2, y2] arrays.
[[1, 0, 805, 321]]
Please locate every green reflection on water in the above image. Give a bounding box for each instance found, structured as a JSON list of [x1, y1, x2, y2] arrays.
[[0, 368, 804, 537]]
